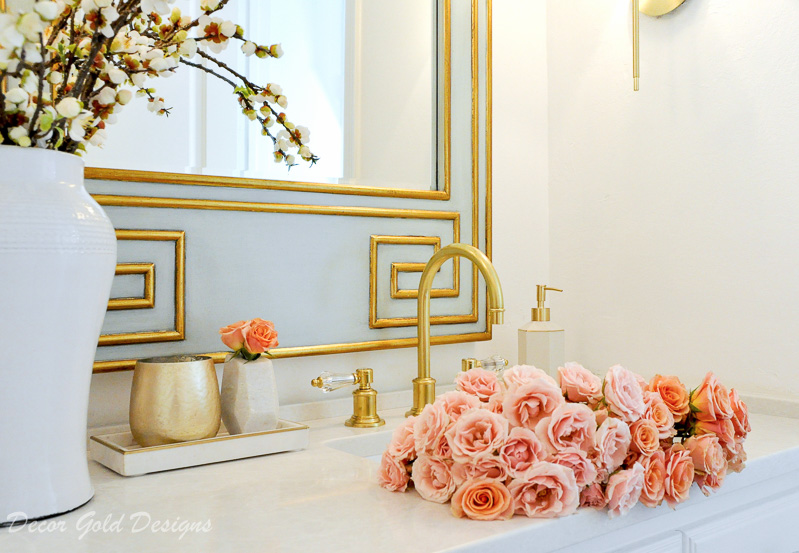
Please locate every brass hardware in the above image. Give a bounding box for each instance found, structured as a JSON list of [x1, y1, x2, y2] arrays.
[[108, 263, 156, 310], [90, 1, 494, 373], [640, 0, 686, 17], [462, 355, 508, 372], [98, 230, 185, 346], [407, 243, 505, 417], [532, 285, 563, 322], [311, 368, 385, 428]]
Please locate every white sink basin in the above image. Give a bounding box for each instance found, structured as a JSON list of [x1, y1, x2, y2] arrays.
[[325, 431, 393, 463]]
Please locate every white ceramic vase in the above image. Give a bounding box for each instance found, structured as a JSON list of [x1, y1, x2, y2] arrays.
[[220, 355, 280, 435], [0, 146, 117, 525]]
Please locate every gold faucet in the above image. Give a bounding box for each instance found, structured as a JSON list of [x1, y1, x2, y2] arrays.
[[407, 243, 504, 416]]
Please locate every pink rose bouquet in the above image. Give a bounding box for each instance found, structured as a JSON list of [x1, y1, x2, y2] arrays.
[[379, 363, 750, 521], [219, 318, 279, 361]]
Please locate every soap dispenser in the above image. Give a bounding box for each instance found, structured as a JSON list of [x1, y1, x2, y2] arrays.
[[518, 285, 565, 377]]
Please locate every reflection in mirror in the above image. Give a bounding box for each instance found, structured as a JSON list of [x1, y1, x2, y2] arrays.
[[84, 0, 436, 190]]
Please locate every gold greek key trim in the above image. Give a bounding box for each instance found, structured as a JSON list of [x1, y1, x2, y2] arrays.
[[84, 0, 453, 201], [391, 262, 459, 300], [91, 331, 492, 374], [108, 263, 155, 310], [98, 230, 185, 347]]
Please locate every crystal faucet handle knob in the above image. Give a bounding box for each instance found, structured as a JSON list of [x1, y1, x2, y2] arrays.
[[461, 354, 509, 373], [311, 371, 357, 393]]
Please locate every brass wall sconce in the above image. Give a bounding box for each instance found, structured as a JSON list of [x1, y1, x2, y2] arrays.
[[633, 0, 688, 91]]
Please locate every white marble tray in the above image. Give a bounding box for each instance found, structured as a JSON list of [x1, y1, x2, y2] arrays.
[[89, 420, 309, 476]]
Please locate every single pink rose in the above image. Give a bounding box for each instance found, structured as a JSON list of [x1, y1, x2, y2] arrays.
[[603, 365, 646, 423], [690, 372, 734, 422], [446, 409, 508, 463], [664, 444, 694, 508], [455, 368, 502, 402], [550, 447, 598, 488], [450, 478, 514, 521], [558, 362, 602, 403], [648, 374, 690, 423], [629, 419, 660, 456], [499, 427, 546, 478], [240, 318, 279, 354], [503, 364, 558, 392], [386, 415, 417, 463], [508, 462, 580, 518], [726, 438, 747, 473], [684, 434, 727, 496], [729, 388, 751, 439], [595, 417, 632, 475], [435, 390, 481, 422], [219, 320, 247, 350], [643, 391, 676, 440], [694, 418, 736, 453], [639, 450, 666, 508], [411, 454, 456, 503], [535, 403, 597, 454], [580, 483, 608, 509], [432, 433, 452, 460], [413, 403, 450, 455], [502, 378, 565, 430], [452, 455, 510, 486], [377, 451, 410, 492], [606, 462, 645, 518], [483, 393, 504, 415]]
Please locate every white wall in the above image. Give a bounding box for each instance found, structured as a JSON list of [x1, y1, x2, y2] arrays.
[[548, 0, 799, 399], [87, 0, 550, 428]]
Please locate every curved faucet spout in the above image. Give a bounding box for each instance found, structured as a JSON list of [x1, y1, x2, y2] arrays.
[[407, 243, 504, 417]]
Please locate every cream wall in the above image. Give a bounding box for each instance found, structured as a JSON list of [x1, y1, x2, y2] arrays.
[[87, 0, 550, 428], [547, 1, 799, 400]]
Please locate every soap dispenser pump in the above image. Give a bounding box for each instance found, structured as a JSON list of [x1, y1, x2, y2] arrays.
[[518, 285, 565, 377]]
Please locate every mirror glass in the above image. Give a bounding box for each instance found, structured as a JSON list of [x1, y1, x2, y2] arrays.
[[83, 0, 436, 191]]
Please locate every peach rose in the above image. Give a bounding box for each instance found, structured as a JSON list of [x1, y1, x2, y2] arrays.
[[639, 450, 666, 508], [606, 463, 645, 518], [412, 454, 456, 503], [551, 447, 598, 488], [684, 434, 727, 496], [649, 374, 690, 423], [450, 479, 514, 521], [535, 403, 597, 454], [603, 365, 646, 423], [413, 403, 450, 455], [502, 378, 565, 430], [580, 483, 608, 509], [629, 419, 660, 456], [664, 444, 694, 508], [558, 362, 602, 403], [241, 318, 279, 353], [690, 372, 733, 422], [484, 393, 504, 415], [499, 427, 546, 478], [446, 409, 508, 463], [452, 455, 509, 486], [502, 364, 558, 391], [726, 438, 747, 473], [455, 368, 501, 402], [595, 417, 632, 475], [432, 433, 452, 460], [219, 320, 247, 350], [386, 415, 417, 462], [435, 390, 481, 422], [377, 451, 409, 492], [643, 391, 676, 440], [729, 388, 751, 439], [694, 418, 735, 453], [508, 462, 580, 518]]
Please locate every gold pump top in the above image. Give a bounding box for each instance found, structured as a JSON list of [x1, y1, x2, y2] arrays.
[[532, 285, 562, 322]]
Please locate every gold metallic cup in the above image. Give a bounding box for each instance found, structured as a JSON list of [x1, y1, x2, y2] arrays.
[[130, 355, 221, 447]]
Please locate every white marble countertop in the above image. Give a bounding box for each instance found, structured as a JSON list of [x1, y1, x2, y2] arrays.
[[2, 406, 799, 553]]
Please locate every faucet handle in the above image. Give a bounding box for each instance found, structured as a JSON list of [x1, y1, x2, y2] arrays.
[[311, 371, 358, 393], [461, 354, 509, 373]]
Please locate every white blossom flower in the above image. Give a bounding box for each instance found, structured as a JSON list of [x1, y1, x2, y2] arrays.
[[276, 95, 288, 108], [241, 41, 256, 56], [95, 87, 116, 106], [46, 71, 63, 85], [107, 66, 126, 85], [131, 73, 147, 87], [6, 0, 35, 14], [5, 87, 28, 104], [34, 2, 60, 20], [56, 97, 82, 118], [200, 0, 220, 11], [270, 44, 283, 58], [9, 125, 31, 147], [17, 12, 46, 41], [295, 125, 310, 144], [140, 0, 174, 15], [116, 89, 132, 105], [220, 20, 236, 38], [285, 154, 295, 165], [179, 38, 197, 58]]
